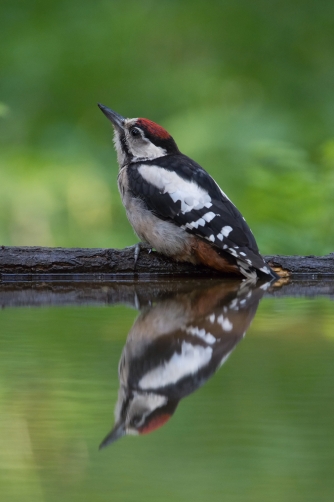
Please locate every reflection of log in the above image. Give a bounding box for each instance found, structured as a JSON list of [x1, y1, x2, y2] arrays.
[[0, 246, 334, 279], [1, 278, 334, 309]]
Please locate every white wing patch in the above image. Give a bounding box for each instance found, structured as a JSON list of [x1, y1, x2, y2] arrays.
[[217, 225, 233, 241], [185, 326, 216, 344], [228, 248, 238, 257], [138, 164, 212, 213], [203, 211, 216, 222], [229, 299, 239, 310], [217, 315, 233, 331], [126, 393, 167, 428], [182, 216, 206, 230], [208, 314, 216, 323], [138, 342, 213, 389]]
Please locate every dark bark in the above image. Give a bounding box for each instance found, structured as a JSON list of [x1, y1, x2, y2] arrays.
[[265, 254, 334, 277], [0, 245, 334, 281]]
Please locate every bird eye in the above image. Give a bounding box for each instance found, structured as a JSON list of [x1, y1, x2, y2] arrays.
[[130, 415, 142, 427], [130, 127, 141, 137]]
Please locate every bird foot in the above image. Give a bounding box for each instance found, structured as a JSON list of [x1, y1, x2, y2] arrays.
[[127, 242, 152, 270]]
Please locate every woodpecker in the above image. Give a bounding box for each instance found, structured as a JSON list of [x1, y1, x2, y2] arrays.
[[99, 279, 269, 448], [98, 104, 278, 280]]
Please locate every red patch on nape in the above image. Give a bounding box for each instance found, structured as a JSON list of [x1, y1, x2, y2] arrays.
[[137, 118, 171, 139], [139, 413, 171, 435]]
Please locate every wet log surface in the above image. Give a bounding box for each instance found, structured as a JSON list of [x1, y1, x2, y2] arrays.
[[0, 246, 333, 308], [0, 245, 334, 281], [0, 278, 334, 309]]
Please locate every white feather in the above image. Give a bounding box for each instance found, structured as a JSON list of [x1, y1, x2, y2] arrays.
[[138, 342, 212, 389], [138, 164, 212, 213], [185, 326, 216, 344]]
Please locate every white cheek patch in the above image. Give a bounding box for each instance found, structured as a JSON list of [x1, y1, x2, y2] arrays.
[[126, 429, 140, 436], [125, 126, 167, 160], [131, 141, 167, 161], [138, 165, 212, 213], [124, 118, 168, 161], [126, 393, 167, 428], [138, 342, 212, 389]]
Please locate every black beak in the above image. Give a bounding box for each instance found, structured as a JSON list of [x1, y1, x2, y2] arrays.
[[98, 104, 125, 130], [99, 422, 126, 450]]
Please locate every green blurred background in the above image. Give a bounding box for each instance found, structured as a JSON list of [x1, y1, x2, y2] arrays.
[[1, 0, 334, 254]]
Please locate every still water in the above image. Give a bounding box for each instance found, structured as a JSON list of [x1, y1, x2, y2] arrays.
[[0, 278, 333, 501]]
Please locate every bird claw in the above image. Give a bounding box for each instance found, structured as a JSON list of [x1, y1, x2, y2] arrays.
[[134, 243, 140, 267], [132, 242, 153, 270]]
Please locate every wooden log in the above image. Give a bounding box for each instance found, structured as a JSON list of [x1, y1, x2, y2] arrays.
[[0, 245, 334, 280]]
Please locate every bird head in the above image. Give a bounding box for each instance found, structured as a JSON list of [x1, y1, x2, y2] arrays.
[[99, 387, 177, 449], [98, 104, 179, 167]]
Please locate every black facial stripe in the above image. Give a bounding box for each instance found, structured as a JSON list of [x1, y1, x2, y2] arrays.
[[120, 131, 132, 159]]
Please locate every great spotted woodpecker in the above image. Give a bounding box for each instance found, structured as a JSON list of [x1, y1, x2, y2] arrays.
[[98, 104, 278, 280], [99, 279, 268, 448]]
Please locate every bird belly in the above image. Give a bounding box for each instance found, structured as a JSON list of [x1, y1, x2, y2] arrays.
[[121, 193, 195, 260]]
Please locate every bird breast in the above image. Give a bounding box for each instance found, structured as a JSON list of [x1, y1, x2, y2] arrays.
[[117, 167, 195, 259]]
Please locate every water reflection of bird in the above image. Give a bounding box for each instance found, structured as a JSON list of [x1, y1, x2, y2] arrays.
[[100, 280, 270, 449]]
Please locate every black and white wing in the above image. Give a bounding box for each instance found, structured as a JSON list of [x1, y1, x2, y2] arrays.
[[127, 154, 275, 277]]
